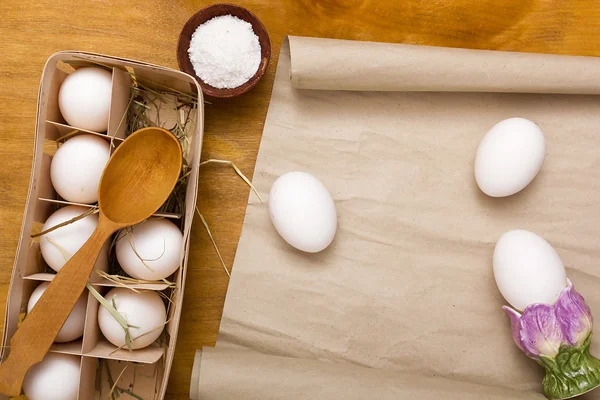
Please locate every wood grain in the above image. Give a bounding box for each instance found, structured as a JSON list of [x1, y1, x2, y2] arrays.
[[1, 1, 600, 398]]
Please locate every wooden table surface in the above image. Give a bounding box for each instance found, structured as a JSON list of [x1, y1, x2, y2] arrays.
[[1, 0, 600, 398]]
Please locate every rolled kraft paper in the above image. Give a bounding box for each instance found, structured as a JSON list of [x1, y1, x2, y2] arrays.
[[288, 36, 600, 93], [190, 347, 544, 400]]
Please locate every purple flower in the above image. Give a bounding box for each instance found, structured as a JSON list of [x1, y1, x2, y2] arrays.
[[555, 279, 593, 347], [503, 304, 562, 358], [502, 280, 593, 360]]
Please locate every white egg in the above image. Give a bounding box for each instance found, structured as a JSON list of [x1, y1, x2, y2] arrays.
[[269, 172, 337, 253], [98, 288, 166, 350], [40, 205, 109, 273], [475, 117, 545, 197], [58, 67, 112, 132], [116, 218, 183, 281], [493, 230, 567, 311], [50, 134, 110, 204], [23, 353, 80, 400], [28, 282, 87, 343]]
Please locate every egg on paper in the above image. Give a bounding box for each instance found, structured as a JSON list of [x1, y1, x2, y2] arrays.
[[23, 353, 80, 400], [475, 118, 545, 197], [116, 218, 183, 281], [269, 171, 337, 253], [28, 282, 87, 343], [98, 288, 167, 350], [40, 205, 109, 273], [58, 67, 112, 132], [50, 134, 110, 204], [493, 230, 567, 311]]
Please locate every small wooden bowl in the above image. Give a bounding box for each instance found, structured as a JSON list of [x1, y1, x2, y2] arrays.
[[177, 4, 271, 98]]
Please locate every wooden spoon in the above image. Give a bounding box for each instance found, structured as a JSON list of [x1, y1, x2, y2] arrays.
[[0, 127, 182, 396]]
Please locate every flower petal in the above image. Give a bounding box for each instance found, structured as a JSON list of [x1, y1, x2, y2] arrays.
[[555, 279, 593, 347], [520, 303, 563, 358], [502, 306, 529, 355]]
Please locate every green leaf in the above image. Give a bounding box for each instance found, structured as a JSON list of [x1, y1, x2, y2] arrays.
[[541, 335, 600, 399], [569, 353, 582, 370], [556, 352, 570, 368]]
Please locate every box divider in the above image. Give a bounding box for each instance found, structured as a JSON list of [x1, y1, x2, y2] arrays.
[[34, 154, 56, 214], [37, 198, 182, 220], [108, 67, 133, 140], [78, 355, 98, 400], [46, 120, 119, 142], [22, 241, 47, 277], [82, 285, 103, 354], [46, 68, 69, 124], [49, 339, 84, 356]]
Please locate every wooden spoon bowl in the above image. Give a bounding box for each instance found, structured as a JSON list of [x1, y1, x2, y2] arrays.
[[177, 3, 271, 98], [100, 127, 183, 223]]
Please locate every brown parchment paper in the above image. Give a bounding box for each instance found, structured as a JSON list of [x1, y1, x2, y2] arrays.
[[194, 36, 600, 398], [193, 347, 543, 400], [288, 36, 600, 93]]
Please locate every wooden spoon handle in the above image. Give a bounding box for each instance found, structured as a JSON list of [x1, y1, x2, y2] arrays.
[[0, 220, 116, 396]]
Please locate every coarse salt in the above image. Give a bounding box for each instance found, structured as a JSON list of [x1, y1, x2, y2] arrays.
[[188, 15, 261, 89]]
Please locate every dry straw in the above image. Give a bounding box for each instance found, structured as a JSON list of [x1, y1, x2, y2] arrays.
[[108, 364, 129, 398], [195, 159, 264, 278], [103, 360, 145, 400]]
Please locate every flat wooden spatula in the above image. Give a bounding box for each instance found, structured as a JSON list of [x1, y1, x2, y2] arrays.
[[0, 127, 182, 396]]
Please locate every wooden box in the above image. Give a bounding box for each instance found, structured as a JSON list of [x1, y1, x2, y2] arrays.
[[0, 51, 203, 399]]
